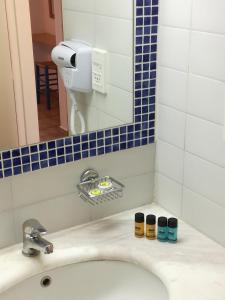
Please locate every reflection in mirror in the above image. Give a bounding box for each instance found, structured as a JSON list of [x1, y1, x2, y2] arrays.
[[0, 0, 133, 151]]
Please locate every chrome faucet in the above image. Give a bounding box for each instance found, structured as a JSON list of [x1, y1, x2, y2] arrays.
[[22, 219, 53, 257]]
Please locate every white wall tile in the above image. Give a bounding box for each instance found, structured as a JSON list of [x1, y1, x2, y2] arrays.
[[94, 85, 133, 123], [63, 10, 95, 44], [0, 179, 12, 213], [91, 172, 154, 220], [97, 111, 123, 129], [109, 54, 133, 93], [158, 26, 190, 72], [13, 193, 91, 242], [156, 140, 184, 183], [95, 0, 133, 20], [158, 67, 188, 111], [187, 74, 225, 125], [184, 153, 225, 208], [95, 16, 132, 56], [0, 211, 15, 248], [190, 32, 225, 81], [192, 0, 225, 35], [155, 173, 182, 217], [158, 104, 186, 149], [156, 0, 225, 247], [62, 0, 95, 13], [159, 0, 192, 28], [183, 188, 225, 246], [185, 116, 225, 168]]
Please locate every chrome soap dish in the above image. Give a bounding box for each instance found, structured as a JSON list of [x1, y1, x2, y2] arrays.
[[77, 169, 125, 206]]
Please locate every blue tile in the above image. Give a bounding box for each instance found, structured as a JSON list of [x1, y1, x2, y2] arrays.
[[30, 145, 38, 153], [4, 169, 12, 177], [39, 143, 47, 151], [90, 149, 97, 157], [136, 0, 143, 6], [113, 128, 119, 135], [90, 141, 96, 149], [40, 152, 48, 160], [22, 156, 30, 164], [23, 164, 31, 173], [82, 151, 89, 158], [74, 153, 81, 161], [21, 147, 30, 155], [113, 136, 119, 144], [82, 142, 89, 151], [98, 147, 105, 156], [74, 144, 81, 152], [66, 154, 73, 163], [13, 158, 21, 167], [58, 156, 65, 165], [120, 143, 127, 150], [49, 150, 56, 158], [105, 146, 112, 154], [49, 158, 57, 166], [113, 144, 120, 152], [81, 135, 88, 142], [3, 151, 11, 160], [12, 149, 20, 157], [120, 135, 126, 142], [14, 166, 22, 176], [4, 160, 12, 169], [65, 137, 72, 145], [56, 139, 64, 147], [105, 138, 112, 146], [97, 131, 104, 139], [65, 146, 72, 154], [57, 148, 65, 156], [105, 129, 111, 137], [89, 132, 97, 140], [31, 153, 39, 162], [73, 136, 80, 144], [48, 141, 56, 150], [97, 139, 104, 147], [40, 160, 48, 169], [32, 163, 40, 171]]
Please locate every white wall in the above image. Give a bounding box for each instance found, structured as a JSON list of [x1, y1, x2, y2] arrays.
[[62, 0, 133, 132], [0, 145, 155, 249], [155, 0, 225, 246]]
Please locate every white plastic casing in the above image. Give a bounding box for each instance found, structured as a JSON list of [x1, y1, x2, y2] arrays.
[[52, 40, 92, 93], [92, 48, 108, 94]]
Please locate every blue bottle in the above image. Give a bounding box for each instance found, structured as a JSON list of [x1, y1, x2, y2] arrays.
[[157, 217, 168, 242], [168, 218, 178, 243]]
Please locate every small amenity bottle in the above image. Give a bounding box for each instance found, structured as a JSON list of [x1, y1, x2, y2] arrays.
[[146, 215, 156, 240], [135, 213, 145, 238], [157, 217, 168, 242], [168, 218, 178, 243]]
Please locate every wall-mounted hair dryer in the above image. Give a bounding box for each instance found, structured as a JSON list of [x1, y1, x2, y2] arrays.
[[51, 40, 92, 135]]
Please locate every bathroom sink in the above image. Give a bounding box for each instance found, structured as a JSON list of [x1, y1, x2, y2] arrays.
[[1, 261, 168, 300]]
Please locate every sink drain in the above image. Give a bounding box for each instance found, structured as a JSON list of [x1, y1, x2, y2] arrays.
[[40, 276, 52, 288]]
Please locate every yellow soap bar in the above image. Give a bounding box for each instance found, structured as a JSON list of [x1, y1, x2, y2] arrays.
[[89, 188, 102, 197], [98, 180, 113, 190]]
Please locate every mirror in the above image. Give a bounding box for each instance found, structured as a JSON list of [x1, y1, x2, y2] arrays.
[[0, 0, 134, 151]]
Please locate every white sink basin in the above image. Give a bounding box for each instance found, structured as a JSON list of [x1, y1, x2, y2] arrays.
[[1, 261, 168, 300]]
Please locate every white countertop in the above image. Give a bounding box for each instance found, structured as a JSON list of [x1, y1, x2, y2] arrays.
[[0, 204, 225, 300]]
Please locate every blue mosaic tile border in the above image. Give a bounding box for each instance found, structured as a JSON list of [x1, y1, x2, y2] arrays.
[[0, 0, 158, 179]]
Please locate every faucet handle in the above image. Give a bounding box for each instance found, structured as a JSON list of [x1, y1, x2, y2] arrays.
[[23, 219, 47, 236]]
